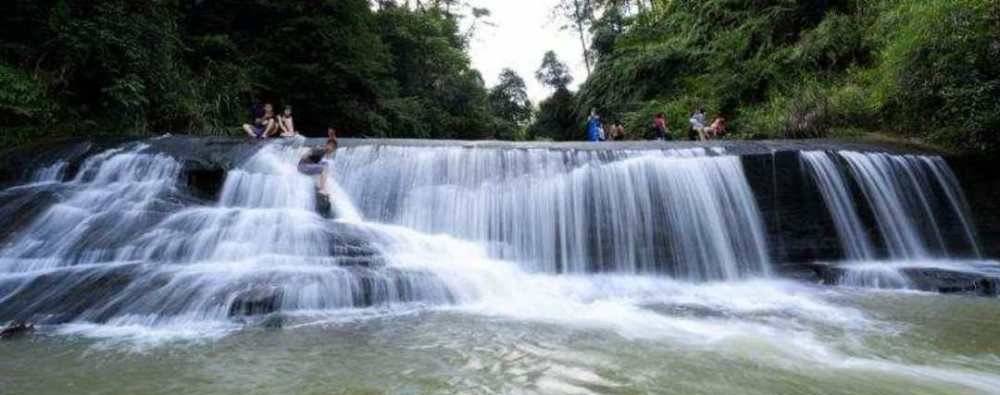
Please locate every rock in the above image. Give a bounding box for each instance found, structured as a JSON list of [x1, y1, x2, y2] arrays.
[[0, 187, 62, 244], [780, 261, 1000, 297], [184, 167, 227, 201], [901, 267, 1000, 297], [316, 191, 332, 218], [785, 262, 847, 285], [0, 321, 35, 340], [774, 263, 825, 283], [0, 265, 144, 325], [258, 314, 286, 329], [228, 285, 284, 317]]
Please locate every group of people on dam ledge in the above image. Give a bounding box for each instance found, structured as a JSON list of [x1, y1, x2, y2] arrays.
[[243, 102, 301, 139], [244, 100, 728, 146], [587, 108, 728, 143]]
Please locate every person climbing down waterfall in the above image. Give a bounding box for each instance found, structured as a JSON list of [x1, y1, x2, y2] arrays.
[[298, 138, 337, 196]]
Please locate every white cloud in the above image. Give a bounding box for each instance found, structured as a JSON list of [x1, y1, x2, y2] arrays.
[[464, 0, 587, 104]]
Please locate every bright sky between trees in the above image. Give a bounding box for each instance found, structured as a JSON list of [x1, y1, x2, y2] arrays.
[[464, 0, 587, 104]]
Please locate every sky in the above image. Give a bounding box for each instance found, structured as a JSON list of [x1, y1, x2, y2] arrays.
[[463, 0, 588, 104]]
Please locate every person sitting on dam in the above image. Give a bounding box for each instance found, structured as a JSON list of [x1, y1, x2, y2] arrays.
[[689, 107, 711, 141], [298, 138, 337, 196], [243, 102, 279, 139], [708, 116, 728, 140], [652, 113, 670, 141], [277, 105, 299, 138], [608, 122, 625, 141]]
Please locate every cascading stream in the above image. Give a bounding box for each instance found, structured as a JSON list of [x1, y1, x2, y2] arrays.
[[801, 151, 876, 260], [0, 143, 476, 327], [804, 151, 981, 260], [0, 140, 991, 336], [801, 150, 984, 289], [335, 146, 771, 280], [3, 139, 999, 395]]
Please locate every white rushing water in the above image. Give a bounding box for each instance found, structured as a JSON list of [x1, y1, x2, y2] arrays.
[[802, 151, 981, 261], [0, 143, 464, 334], [30, 161, 68, 183], [801, 151, 876, 260], [2, 140, 1000, 394], [335, 146, 770, 279], [0, 142, 780, 336], [1, 142, 989, 334], [839, 151, 980, 259]]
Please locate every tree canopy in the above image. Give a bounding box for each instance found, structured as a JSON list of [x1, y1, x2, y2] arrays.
[[531, 0, 1000, 151], [2, 0, 997, 152], [488, 69, 533, 140], [0, 0, 503, 142]]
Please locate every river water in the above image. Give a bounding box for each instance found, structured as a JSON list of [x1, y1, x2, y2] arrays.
[[3, 281, 1000, 394], [1, 140, 998, 394]]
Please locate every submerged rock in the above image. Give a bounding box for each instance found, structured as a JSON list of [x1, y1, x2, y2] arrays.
[[784, 262, 1000, 297], [228, 285, 285, 317], [316, 191, 332, 218], [258, 314, 287, 329], [901, 267, 1000, 297], [0, 321, 35, 340]]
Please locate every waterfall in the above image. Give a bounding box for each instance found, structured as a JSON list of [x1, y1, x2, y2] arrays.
[[335, 145, 771, 279], [0, 144, 473, 326], [31, 161, 68, 183], [839, 151, 980, 259], [801, 151, 876, 260], [801, 150, 980, 261], [2, 138, 991, 332]]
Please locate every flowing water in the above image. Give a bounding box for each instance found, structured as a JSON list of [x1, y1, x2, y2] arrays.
[[1, 140, 998, 394], [801, 151, 876, 260], [800, 150, 987, 288]]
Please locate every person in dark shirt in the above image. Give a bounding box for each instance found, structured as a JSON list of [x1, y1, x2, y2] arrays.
[[298, 138, 337, 195], [243, 103, 278, 138], [652, 113, 670, 140]]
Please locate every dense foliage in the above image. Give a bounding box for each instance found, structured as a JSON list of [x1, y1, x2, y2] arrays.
[[529, 51, 581, 141], [0, 0, 527, 143], [3, 0, 996, 151], [534, 0, 999, 152]]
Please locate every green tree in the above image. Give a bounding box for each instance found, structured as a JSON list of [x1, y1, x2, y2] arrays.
[[0, 0, 500, 143], [488, 69, 533, 140], [529, 87, 579, 141], [530, 51, 580, 140], [536, 51, 575, 90]]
